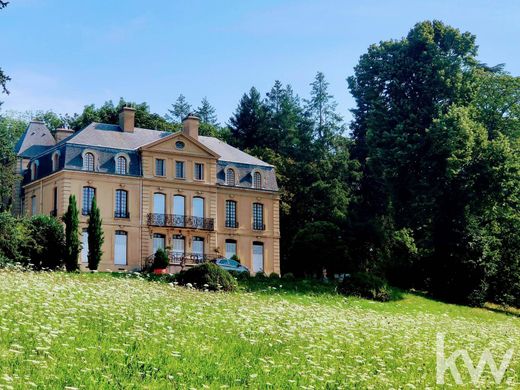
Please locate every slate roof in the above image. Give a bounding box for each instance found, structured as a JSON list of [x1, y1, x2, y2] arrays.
[[15, 121, 56, 157], [198, 136, 273, 167]]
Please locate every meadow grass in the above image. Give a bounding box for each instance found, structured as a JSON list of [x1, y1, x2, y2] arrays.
[[0, 270, 519, 389]]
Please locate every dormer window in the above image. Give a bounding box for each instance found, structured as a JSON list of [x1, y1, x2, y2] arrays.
[[83, 152, 95, 171], [226, 168, 236, 186], [52, 152, 60, 172], [30, 161, 38, 180], [253, 171, 262, 189], [115, 156, 128, 175]]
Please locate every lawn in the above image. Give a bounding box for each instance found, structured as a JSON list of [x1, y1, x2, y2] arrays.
[[0, 271, 519, 389]]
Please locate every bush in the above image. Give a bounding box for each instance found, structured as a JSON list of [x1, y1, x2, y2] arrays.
[[24, 215, 65, 270], [0, 211, 27, 264], [228, 269, 250, 281], [268, 272, 280, 279], [281, 272, 295, 281], [338, 272, 391, 302], [255, 271, 267, 279], [153, 248, 169, 269], [178, 262, 237, 292]]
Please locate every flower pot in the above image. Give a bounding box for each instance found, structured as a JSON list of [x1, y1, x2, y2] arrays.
[[154, 268, 167, 275]]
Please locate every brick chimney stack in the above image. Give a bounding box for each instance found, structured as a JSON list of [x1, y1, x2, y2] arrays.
[[119, 106, 136, 133], [182, 113, 200, 139]]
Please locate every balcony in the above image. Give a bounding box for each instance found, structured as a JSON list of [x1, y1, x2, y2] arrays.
[[147, 213, 214, 231], [253, 222, 266, 231], [114, 211, 130, 219], [143, 252, 219, 270], [225, 220, 239, 229]]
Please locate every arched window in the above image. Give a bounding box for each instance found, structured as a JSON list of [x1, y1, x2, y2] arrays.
[[226, 168, 235, 186], [83, 152, 95, 171], [30, 162, 38, 180], [52, 152, 59, 172], [115, 156, 127, 175], [115, 189, 128, 218], [253, 171, 262, 189]]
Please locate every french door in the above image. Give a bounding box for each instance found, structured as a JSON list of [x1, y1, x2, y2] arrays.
[[252, 242, 264, 273]]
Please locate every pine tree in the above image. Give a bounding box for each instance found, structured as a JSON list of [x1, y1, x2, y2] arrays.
[[62, 195, 81, 272], [196, 97, 218, 125], [87, 197, 104, 271], [167, 94, 191, 123]]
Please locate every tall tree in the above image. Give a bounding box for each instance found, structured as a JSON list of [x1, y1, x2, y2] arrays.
[[0, 116, 16, 211], [196, 97, 218, 125], [62, 195, 80, 272], [0, 1, 9, 97], [167, 94, 191, 123], [305, 72, 344, 143], [87, 197, 104, 271]]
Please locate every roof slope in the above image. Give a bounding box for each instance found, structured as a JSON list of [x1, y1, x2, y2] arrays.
[[198, 136, 273, 167], [15, 121, 56, 157]]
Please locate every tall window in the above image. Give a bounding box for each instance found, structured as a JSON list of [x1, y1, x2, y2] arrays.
[[31, 162, 37, 180], [173, 195, 185, 227], [153, 233, 165, 254], [226, 168, 235, 186], [81, 229, 89, 263], [155, 159, 165, 176], [31, 195, 37, 216], [225, 239, 237, 259], [225, 200, 237, 228], [115, 189, 128, 218], [82, 186, 95, 215], [83, 152, 95, 171], [115, 156, 127, 175], [192, 237, 204, 260], [52, 153, 59, 172], [114, 231, 127, 265], [172, 234, 185, 259], [253, 172, 262, 189], [194, 163, 204, 180], [252, 242, 264, 273], [52, 187, 58, 216], [175, 161, 185, 178], [253, 203, 264, 230], [192, 197, 204, 229], [153, 193, 166, 226]]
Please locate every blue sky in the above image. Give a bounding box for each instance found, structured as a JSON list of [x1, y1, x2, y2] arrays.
[[0, 0, 518, 124]]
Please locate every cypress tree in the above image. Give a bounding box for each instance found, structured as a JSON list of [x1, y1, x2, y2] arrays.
[[87, 197, 103, 271], [62, 194, 80, 272]]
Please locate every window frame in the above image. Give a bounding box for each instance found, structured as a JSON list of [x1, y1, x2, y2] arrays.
[[52, 151, 60, 172], [253, 171, 262, 189], [175, 160, 186, 179], [155, 158, 165, 177], [114, 230, 128, 266], [225, 200, 237, 228], [225, 167, 236, 186], [83, 152, 95, 172], [252, 202, 264, 230], [82, 186, 96, 216], [115, 155, 128, 175], [114, 189, 129, 218], [194, 162, 204, 181]]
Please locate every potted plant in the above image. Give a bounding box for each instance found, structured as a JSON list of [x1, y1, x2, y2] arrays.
[[153, 248, 169, 275]]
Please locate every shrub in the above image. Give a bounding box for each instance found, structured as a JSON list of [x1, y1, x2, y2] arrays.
[[228, 269, 250, 281], [255, 271, 267, 279], [153, 248, 169, 269], [0, 211, 27, 264], [62, 195, 80, 272], [268, 272, 280, 279], [24, 215, 65, 270], [338, 272, 391, 302], [178, 262, 237, 292], [87, 197, 104, 271], [281, 272, 295, 281]]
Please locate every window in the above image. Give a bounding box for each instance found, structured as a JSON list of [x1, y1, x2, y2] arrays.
[[252, 242, 264, 273], [153, 193, 166, 226], [82, 186, 95, 215], [225, 200, 237, 228], [81, 229, 89, 263], [52, 153, 59, 172], [253, 171, 262, 189], [51, 187, 58, 216], [175, 161, 185, 179], [175, 141, 185, 149], [172, 234, 185, 259], [114, 231, 127, 265], [194, 163, 204, 181], [192, 197, 204, 229], [153, 233, 165, 254], [192, 237, 204, 261], [253, 203, 264, 230], [173, 195, 185, 227], [83, 152, 95, 171], [155, 159, 165, 176], [31, 195, 37, 216], [115, 189, 128, 218], [226, 168, 235, 186], [115, 156, 127, 175], [225, 239, 237, 259], [30, 162, 38, 180]]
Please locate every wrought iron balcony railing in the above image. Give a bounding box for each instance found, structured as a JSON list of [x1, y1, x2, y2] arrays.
[[143, 252, 220, 271], [225, 220, 239, 228], [114, 211, 130, 219], [252, 222, 266, 231], [147, 213, 214, 231]]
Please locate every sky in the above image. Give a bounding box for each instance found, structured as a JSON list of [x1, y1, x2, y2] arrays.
[[0, 0, 519, 125]]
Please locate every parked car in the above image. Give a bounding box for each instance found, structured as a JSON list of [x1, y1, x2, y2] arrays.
[[212, 258, 250, 273]]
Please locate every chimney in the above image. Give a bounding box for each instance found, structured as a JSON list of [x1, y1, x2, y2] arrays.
[[119, 106, 136, 133], [54, 127, 74, 143], [182, 113, 200, 139]]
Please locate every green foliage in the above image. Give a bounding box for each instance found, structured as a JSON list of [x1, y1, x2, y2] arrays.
[[338, 272, 391, 302], [167, 94, 192, 123], [178, 262, 237, 292], [0, 119, 16, 211], [268, 272, 280, 279], [0, 211, 28, 265], [87, 197, 104, 271], [196, 97, 218, 125], [23, 215, 65, 270], [62, 195, 80, 272], [153, 248, 169, 269], [281, 272, 295, 281]]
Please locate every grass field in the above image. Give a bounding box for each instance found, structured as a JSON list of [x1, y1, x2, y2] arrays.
[[0, 270, 519, 389]]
